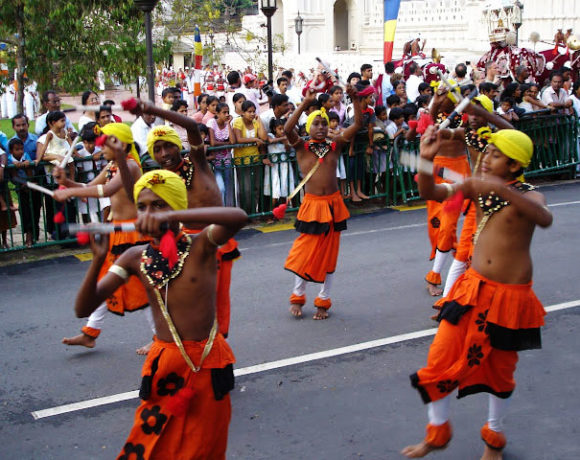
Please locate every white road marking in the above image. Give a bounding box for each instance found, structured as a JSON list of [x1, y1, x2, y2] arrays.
[[31, 299, 580, 420], [548, 200, 580, 207]]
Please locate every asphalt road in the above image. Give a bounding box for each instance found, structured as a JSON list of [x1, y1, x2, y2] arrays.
[[1, 182, 579, 460]]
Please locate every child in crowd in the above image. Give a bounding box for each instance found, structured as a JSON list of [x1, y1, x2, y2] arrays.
[[192, 93, 210, 123], [231, 93, 246, 121], [416, 95, 431, 116], [264, 118, 294, 211], [372, 106, 389, 192], [207, 102, 235, 206], [318, 93, 334, 112], [161, 87, 176, 111], [327, 112, 347, 196], [95, 106, 113, 128], [386, 94, 402, 117], [386, 107, 407, 139], [329, 85, 346, 125], [36, 111, 75, 178], [170, 99, 191, 150], [497, 97, 519, 122], [8, 138, 37, 246], [75, 123, 107, 223], [232, 100, 267, 212]]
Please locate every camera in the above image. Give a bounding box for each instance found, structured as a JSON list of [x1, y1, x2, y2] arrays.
[[262, 80, 275, 98]]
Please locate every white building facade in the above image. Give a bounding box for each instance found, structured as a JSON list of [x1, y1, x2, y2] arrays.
[[172, 1, 580, 76]]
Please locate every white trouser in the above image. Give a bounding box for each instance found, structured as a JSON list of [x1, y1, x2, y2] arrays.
[[292, 273, 334, 300], [427, 393, 511, 431], [442, 258, 468, 297], [85, 303, 108, 330], [432, 249, 451, 276]]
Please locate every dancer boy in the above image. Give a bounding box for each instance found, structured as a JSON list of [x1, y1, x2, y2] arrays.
[[402, 126, 551, 459], [283, 86, 362, 319], [74, 169, 248, 459], [54, 124, 148, 348]]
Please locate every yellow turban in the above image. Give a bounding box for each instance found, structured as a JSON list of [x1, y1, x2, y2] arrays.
[[473, 95, 494, 114], [479, 129, 534, 181], [100, 123, 141, 169], [134, 170, 188, 211], [431, 79, 461, 103], [146, 125, 183, 156], [305, 108, 329, 135]]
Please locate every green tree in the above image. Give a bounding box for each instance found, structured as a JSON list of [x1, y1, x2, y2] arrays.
[[0, 1, 171, 112]]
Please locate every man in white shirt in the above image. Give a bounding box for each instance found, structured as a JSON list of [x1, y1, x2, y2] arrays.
[[541, 72, 573, 114], [406, 62, 424, 104], [225, 70, 243, 115], [237, 74, 261, 112], [130, 113, 157, 160], [34, 91, 75, 135], [259, 94, 290, 132]]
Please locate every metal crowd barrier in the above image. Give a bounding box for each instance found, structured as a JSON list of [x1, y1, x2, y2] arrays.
[[1, 113, 577, 253]]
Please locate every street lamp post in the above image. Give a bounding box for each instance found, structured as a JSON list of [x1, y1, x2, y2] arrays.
[[134, 0, 160, 102], [260, 0, 277, 82], [294, 11, 303, 55], [209, 28, 215, 65], [513, 1, 523, 47]]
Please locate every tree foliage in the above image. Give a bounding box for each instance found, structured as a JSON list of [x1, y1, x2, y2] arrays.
[[0, 1, 171, 95]]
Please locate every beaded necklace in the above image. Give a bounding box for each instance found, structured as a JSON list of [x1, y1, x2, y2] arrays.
[[305, 140, 335, 161], [172, 157, 195, 190], [473, 181, 535, 245], [140, 231, 192, 289]]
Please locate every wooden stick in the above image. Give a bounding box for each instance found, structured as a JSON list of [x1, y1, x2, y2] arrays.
[[67, 222, 136, 234], [439, 91, 478, 129], [22, 181, 55, 197], [59, 141, 81, 168], [398, 151, 465, 183], [287, 160, 323, 201], [76, 105, 123, 112]]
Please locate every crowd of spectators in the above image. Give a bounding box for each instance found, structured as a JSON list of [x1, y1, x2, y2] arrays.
[[0, 59, 578, 249]]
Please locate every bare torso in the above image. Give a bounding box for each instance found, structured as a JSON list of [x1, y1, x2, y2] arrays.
[[471, 192, 539, 284], [297, 145, 340, 196], [126, 231, 217, 341]]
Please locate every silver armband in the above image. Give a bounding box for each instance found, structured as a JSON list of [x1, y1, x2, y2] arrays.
[[108, 264, 129, 281]]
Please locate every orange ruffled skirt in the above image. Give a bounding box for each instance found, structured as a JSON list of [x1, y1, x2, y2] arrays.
[[118, 334, 235, 460], [412, 268, 545, 404], [98, 219, 150, 315], [184, 229, 240, 338], [426, 155, 471, 260], [284, 191, 350, 283]]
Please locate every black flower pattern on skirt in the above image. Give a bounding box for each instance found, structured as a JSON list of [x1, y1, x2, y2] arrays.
[[118, 442, 145, 460], [108, 295, 119, 307], [475, 310, 489, 333], [430, 217, 441, 229], [140, 405, 168, 435], [436, 379, 459, 394], [157, 372, 184, 397], [467, 344, 484, 367]]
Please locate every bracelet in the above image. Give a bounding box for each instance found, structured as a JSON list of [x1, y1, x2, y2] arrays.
[[206, 224, 220, 247], [108, 264, 129, 281], [190, 142, 204, 152], [442, 182, 454, 199], [97, 184, 104, 198]]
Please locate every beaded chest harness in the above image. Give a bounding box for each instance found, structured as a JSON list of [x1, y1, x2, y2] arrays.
[[140, 232, 192, 289], [305, 140, 335, 161], [473, 181, 535, 245], [174, 157, 195, 189]]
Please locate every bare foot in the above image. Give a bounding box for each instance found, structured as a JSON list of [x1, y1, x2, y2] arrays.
[[357, 191, 370, 199], [136, 341, 153, 355], [313, 308, 329, 320], [350, 193, 362, 202], [62, 333, 96, 348], [289, 303, 303, 318], [481, 446, 503, 460], [426, 283, 443, 296], [401, 441, 437, 458], [9, 203, 18, 211]]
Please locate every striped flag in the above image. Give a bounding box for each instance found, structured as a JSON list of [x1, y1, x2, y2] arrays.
[[383, 0, 401, 63], [193, 26, 203, 107]]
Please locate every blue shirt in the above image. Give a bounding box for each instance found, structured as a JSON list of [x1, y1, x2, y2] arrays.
[[0, 131, 7, 154], [10, 133, 38, 160], [7, 151, 33, 180]]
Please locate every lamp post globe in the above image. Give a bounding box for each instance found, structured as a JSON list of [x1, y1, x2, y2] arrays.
[[260, 0, 277, 82], [134, 0, 160, 101], [295, 11, 303, 55]]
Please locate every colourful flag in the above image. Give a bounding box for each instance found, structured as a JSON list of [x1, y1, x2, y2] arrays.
[[383, 0, 401, 63], [193, 26, 203, 106]]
